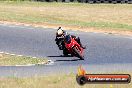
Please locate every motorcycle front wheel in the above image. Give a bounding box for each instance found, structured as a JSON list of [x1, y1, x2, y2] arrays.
[[73, 47, 84, 60]]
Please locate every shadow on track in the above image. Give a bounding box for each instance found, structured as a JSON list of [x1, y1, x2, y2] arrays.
[[47, 55, 83, 62], [55, 59, 82, 62], [47, 55, 72, 57]]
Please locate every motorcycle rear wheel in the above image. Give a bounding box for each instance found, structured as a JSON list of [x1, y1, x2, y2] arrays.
[[63, 48, 69, 56]]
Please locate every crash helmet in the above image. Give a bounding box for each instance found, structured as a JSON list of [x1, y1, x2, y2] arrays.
[[57, 27, 63, 35]]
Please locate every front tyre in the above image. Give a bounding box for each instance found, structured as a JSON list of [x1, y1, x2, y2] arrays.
[[73, 47, 84, 60]]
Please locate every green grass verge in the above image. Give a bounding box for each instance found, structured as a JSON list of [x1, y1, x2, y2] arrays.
[[0, 1, 132, 31], [0, 73, 131, 88], [0, 53, 47, 65]]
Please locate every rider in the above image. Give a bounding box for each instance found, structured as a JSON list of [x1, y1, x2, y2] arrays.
[[55, 27, 86, 49]]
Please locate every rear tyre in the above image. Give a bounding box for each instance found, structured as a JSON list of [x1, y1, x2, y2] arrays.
[[63, 48, 69, 56], [73, 47, 84, 60]]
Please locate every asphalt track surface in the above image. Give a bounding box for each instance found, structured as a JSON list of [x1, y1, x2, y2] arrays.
[[0, 24, 132, 77]]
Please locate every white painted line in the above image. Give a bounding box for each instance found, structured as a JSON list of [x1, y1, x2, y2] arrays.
[[0, 24, 8, 26], [118, 36, 132, 40], [0, 51, 54, 66], [17, 26, 35, 30], [4, 63, 41, 67], [0, 52, 24, 57], [5, 53, 9, 54], [32, 57, 37, 58], [45, 60, 54, 65], [17, 55, 23, 57], [126, 37, 132, 40], [0, 23, 35, 30], [37, 62, 45, 65], [92, 32, 99, 34], [7, 61, 50, 66], [15, 64, 36, 66], [0, 52, 4, 54], [10, 54, 15, 56]]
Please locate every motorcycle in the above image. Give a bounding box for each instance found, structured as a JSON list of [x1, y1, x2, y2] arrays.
[[64, 35, 84, 60]]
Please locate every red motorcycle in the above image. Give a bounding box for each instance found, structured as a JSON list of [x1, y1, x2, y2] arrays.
[[64, 35, 84, 60]]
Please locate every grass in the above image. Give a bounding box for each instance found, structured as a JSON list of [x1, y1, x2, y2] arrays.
[[0, 73, 131, 88], [0, 53, 47, 65], [0, 1, 132, 31]]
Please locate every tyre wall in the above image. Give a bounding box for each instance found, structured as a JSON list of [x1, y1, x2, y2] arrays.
[[36, 0, 132, 3]]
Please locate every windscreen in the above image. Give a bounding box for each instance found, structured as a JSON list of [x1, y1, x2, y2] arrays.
[[65, 35, 71, 44]]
